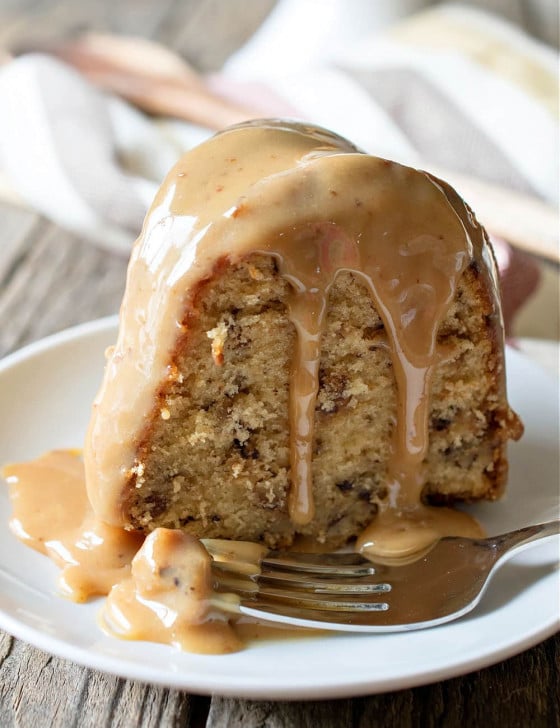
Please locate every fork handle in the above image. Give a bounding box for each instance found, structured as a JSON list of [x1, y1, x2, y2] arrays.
[[493, 520, 560, 559]]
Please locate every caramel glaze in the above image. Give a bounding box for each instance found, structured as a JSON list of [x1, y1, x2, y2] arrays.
[[3, 450, 319, 653], [100, 527, 243, 654], [3, 451, 142, 602], [85, 119, 499, 556]]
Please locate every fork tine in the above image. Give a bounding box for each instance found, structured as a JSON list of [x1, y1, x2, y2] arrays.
[[203, 539, 377, 576], [206, 521, 560, 632], [212, 561, 391, 595], [217, 579, 390, 612], [259, 572, 391, 595], [262, 553, 377, 577], [256, 592, 389, 612], [241, 601, 394, 627]]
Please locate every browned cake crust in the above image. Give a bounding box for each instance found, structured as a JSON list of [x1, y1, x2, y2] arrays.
[[122, 253, 522, 548]]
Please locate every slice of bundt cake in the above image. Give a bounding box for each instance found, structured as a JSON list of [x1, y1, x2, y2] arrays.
[[85, 119, 522, 550]]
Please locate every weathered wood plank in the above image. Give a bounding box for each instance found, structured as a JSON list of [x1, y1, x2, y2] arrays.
[[0, 202, 39, 285], [207, 697, 354, 728], [0, 633, 210, 728], [0, 221, 127, 356], [3, 634, 556, 727], [206, 636, 560, 728]]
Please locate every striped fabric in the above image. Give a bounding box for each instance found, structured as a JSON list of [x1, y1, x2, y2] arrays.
[[0, 2, 557, 253], [225, 4, 558, 204]]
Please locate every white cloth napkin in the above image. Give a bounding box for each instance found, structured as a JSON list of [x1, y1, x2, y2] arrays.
[[0, 2, 557, 253], [222, 2, 558, 204], [0, 54, 211, 253]]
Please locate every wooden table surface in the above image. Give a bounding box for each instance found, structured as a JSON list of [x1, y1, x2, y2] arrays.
[[0, 1, 558, 726]]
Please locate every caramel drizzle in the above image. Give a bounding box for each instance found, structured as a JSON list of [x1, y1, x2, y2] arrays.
[[266, 211, 471, 528], [270, 222, 359, 524], [3, 450, 143, 601], [286, 290, 325, 525]]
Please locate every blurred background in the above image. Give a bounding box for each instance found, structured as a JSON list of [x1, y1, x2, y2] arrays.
[[0, 0, 557, 67], [0, 0, 558, 360]]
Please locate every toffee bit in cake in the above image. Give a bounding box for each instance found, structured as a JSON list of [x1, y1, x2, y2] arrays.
[[336, 480, 354, 492], [233, 437, 259, 460], [166, 363, 180, 382], [130, 462, 145, 477], [130, 462, 146, 489], [231, 462, 244, 478], [206, 319, 230, 366], [363, 323, 384, 339], [248, 265, 265, 281]]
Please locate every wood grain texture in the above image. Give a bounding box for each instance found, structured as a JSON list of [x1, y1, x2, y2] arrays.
[[0, 1, 557, 726], [0, 204, 127, 356], [206, 640, 560, 728], [0, 632, 210, 728]]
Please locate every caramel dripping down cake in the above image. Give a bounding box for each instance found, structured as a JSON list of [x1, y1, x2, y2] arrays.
[[85, 119, 522, 551]]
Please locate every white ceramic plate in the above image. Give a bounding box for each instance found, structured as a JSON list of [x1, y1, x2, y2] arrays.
[[0, 317, 558, 699]]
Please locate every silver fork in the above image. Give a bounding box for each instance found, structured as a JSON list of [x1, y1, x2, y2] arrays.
[[203, 520, 559, 632]]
